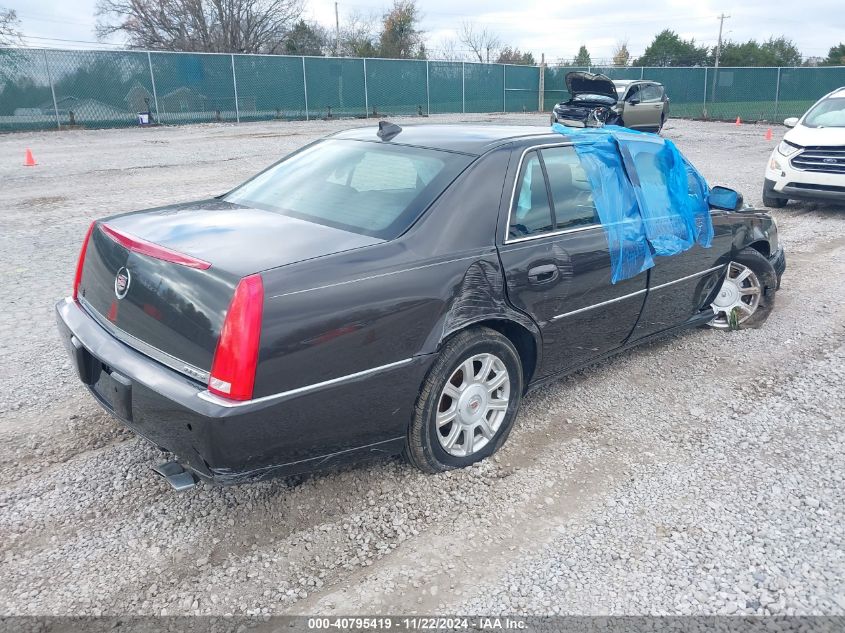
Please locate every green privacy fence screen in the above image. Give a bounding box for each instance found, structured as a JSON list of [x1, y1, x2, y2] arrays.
[[1, 47, 844, 132]]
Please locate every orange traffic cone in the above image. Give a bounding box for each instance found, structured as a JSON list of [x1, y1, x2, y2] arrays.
[[24, 149, 36, 166], [735, 117, 741, 126], [765, 128, 773, 141]]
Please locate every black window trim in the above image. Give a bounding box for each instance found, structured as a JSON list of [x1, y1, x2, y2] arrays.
[[504, 141, 602, 245]]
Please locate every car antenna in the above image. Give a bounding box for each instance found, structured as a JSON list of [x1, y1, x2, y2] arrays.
[[377, 121, 402, 141]]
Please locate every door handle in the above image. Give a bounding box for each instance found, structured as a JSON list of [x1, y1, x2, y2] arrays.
[[528, 264, 559, 284]]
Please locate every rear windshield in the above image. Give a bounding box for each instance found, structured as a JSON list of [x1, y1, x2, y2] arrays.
[[803, 96, 845, 128], [225, 139, 473, 239]]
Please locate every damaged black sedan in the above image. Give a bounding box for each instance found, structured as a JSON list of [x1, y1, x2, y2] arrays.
[[56, 122, 785, 489]]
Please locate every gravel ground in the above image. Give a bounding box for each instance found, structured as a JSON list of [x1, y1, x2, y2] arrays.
[[0, 114, 843, 616]]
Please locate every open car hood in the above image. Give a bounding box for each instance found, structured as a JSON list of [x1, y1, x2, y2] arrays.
[[565, 72, 617, 100]]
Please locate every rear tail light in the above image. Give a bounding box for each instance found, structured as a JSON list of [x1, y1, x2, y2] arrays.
[[72, 222, 96, 300], [208, 275, 264, 401]]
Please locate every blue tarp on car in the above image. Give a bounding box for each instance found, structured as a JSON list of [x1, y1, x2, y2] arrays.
[[551, 123, 713, 283]]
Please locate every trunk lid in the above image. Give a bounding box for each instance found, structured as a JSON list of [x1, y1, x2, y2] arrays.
[[77, 200, 383, 377]]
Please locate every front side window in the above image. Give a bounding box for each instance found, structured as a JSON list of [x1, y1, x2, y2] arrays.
[[225, 140, 473, 239], [540, 146, 599, 230], [510, 152, 554, 239]]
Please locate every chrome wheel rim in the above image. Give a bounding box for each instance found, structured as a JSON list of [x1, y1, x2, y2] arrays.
[[436, 353, 510, 458], [710, 262, 762, 329]]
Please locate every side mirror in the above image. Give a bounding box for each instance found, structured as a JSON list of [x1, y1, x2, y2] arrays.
[[628, 98, 640, 106], [783, 117, 799, 128], [709, 186, 743, 211]]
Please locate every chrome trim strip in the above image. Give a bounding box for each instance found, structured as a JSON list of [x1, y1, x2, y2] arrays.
[[550, 289, 647, 321], [197, 357, 416, 408], [503, 141, 583, 246], [505, 223, 600, 245], [649, 265, 724, 292], [549, 265, 725, 322], [78, 296, 210, 383]]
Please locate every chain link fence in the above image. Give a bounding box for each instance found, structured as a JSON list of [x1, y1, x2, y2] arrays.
[[2, 47, 844, 132]]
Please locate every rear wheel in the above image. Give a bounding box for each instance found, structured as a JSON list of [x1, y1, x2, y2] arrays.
[[405, 327, 523, 473], [709, 248, 777, 329], [762, 179, 787, 208]]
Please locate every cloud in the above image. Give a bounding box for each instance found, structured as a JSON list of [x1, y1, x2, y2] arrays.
[[6, 0, 844, 61]]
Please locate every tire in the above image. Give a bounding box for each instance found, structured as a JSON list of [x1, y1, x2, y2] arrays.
[[404, 327, 524, 473], [762, 179, 787, 208], [657, 114, 666, 134], [550, 115, 556, 126], [709, 247, 778, 330]]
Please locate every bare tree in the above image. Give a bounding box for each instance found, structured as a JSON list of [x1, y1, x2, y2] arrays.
[[458, 21, 500, 64], [433, 37, 464, 61], [96, 0, 304, 53], [0, 8, 22, 46], [612, 40, 630, 66], [338, 9, 379, 57]]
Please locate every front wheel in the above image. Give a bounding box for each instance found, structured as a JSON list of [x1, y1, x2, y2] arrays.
[[405, 327, 523, 473], [709, 248, 778, 329], [762, 179, 787, 208]]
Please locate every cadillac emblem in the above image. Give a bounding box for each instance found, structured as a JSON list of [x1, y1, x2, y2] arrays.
[[114, 267, 131, 299]]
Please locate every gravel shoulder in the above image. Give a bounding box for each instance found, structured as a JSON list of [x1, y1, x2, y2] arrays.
[[0, 115, 843, 616]]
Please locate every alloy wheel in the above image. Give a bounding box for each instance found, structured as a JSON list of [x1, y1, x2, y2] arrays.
[[710, 261, 762, 329], [436, 353, 510, 457]]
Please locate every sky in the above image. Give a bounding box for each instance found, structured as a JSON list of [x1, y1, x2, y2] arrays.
[[5, 0, 845, 63]]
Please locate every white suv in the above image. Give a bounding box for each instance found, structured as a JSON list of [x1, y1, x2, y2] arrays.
[[763, 86, 845, 208]]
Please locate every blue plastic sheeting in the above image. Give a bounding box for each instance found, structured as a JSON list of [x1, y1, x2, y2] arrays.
[[551, 123, 713, 283], [560, 131, 655, 283]]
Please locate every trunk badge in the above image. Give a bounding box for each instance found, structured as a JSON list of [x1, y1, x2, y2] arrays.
[[114, 267, 131, 299]]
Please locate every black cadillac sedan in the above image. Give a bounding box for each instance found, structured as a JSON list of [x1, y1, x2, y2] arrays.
[[56, 123, 785, 489]]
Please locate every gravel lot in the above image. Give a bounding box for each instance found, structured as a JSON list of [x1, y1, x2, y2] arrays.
[[0, 114, 843, 616]]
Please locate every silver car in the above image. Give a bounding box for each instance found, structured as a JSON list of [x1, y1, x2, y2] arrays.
[[613, 79, 670, 133], [550, 73, 670, 133]]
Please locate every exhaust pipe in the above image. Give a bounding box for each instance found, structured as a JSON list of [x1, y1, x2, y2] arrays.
[[151, 460, 198, 491]]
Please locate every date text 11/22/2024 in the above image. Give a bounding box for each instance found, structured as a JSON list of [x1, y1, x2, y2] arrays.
[[306, 617, 527, 630]]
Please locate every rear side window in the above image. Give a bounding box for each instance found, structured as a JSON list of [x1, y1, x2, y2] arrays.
[[540, 146, 599, 230], [225, 140, 472, 239], [641, 84, 663, 102], [510, 152, 553, 239], [510, 146, 599, 240]]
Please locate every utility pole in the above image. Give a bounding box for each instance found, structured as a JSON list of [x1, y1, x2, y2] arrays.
[[335, 2, 340, 56], [711, 12, 730, 103], [538, 52, 545, 113]]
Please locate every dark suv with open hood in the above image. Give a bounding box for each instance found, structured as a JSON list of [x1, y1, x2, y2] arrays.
[[551, 72, 669, 133]]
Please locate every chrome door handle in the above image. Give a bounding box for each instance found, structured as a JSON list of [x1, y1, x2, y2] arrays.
[[528, 264, 559, 284]]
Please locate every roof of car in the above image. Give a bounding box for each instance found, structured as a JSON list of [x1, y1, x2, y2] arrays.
[[332, 124, 558, 155], [830, 87, 845, 98], [613, 79, 662, 86]]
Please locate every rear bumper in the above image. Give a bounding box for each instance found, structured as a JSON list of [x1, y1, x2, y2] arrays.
[[56, 298, 430, 484]]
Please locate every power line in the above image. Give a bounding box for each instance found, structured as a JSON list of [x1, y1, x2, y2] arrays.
[[18, 34, 125, 47]]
